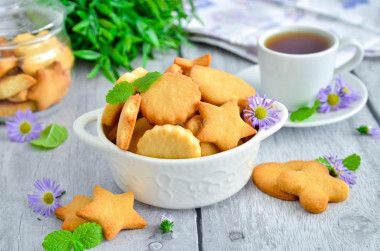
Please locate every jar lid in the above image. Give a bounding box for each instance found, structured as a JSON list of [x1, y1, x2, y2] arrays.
[[0, 0, 65, 50]]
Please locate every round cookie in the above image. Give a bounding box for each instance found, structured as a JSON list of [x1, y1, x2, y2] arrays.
[[137, 124, 201, 159], [140, 72, 201, 125], [189, 65, 255, 106]]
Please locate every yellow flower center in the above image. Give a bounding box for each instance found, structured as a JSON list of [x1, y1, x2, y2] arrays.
[[19, 122, 32, 134], [327, 94, 340, 106], [42, 192, 54, 205], [344, 87, 349, 93], [255, 106, 267, 120]]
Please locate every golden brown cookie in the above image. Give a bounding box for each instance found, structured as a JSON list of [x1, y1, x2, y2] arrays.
[[137, 124, 201, 159], [174, 54, 211, 75], [140, 72, 201, 125], [54, 195, 93, 232], [0, 74, 36, 99], [184, 115, 220, 156], [76, 186, 146, 240], [277, 161, 349, 214], [196, 100, 257, 151], [252, 161, 308, 201], [27, 61, 70, 111], [0, 100, 36, 117], [189, 65, 256, 106], [116, 94, 141, 151], [56, 46, 74, 71], [8, 89, 28, 102], [128, 117, 153, 153], [0, 57, 18, 78], [107, 124, 118, 143], [101, 67, 148, 127], [117, 67, 148, 84], [165, 64, 183, 74]]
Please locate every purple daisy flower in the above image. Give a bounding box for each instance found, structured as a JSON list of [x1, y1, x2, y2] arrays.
[[356, 125, 380, 138], [27, 178, 64, 217], [324, 154, 357, 188], [5, 109, 43, 143], [317, 82, 352, 114], [243, 93, 281, 130], [160, 213, 173, 222], [336, 75, 361, 101]]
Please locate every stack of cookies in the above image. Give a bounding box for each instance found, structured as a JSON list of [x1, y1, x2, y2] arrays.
[[253, 160, 350, 213], [0, 30, 73, 116], [101, 54, 258, 159]]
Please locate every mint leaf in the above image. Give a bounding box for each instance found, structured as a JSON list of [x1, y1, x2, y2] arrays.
[[30, 124, 68, 149], [315, 157, 337, 177], [42, 230, 72, 251], [133, 72, 162, 92], [342, 154, 361, 171], [72, 223, 103, 250], [290, 100, 321, 122], [106, 82, 134, 104]]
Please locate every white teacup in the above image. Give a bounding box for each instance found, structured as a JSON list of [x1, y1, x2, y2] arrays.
[[258, 26, 364, 111]]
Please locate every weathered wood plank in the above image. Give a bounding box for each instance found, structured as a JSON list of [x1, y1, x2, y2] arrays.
[[182, 43, 380, 251], [354, 57, 380, 123], [0, 51, 199, 250]]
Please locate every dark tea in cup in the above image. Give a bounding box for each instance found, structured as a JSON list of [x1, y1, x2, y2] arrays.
[[265, 32, 331, 55]]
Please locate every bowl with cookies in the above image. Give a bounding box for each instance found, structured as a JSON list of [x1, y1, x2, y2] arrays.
[[74, 55, 288, 209]]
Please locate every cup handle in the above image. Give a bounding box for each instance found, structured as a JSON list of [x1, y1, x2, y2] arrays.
[[73, 108, 106, 151], [334, 37, 364, 75]]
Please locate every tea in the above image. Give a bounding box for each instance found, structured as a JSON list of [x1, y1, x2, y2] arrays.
[[265, 32, 331, 54]]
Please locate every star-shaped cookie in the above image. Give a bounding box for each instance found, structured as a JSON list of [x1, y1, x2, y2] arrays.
[[76, 186, 146, 240], [196, 100, 257, 151], [54, 195, 93, 232]]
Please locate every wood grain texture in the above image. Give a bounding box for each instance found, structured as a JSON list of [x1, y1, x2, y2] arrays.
[[0, 51, 199, 251], [182, 43, 380, 251]]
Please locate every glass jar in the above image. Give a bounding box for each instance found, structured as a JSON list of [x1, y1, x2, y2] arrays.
[[0, 0, 73, 117]]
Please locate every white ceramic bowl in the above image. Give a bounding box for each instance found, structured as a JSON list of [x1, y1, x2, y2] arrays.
[[73, 101, 288, 209]]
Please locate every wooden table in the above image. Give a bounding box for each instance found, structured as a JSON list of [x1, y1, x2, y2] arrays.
[[1, 43, 379, 251]]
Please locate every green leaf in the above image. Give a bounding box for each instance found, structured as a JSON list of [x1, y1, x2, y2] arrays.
[[74, 50, 102, 61], [56, 190, 66, 199], [42, 230, 72, 251], [72, 223, 104, 249], [61, 0, 198, 83], [87, 63, 101, 79], [342, 154, 361, 171], [30, 124, 68, 149], [356, 126, 368, 134], [315, 157, 337, 177], [290, 100, 321, 122], [106, 82, 134, 104], [134, 72, 162, 92]]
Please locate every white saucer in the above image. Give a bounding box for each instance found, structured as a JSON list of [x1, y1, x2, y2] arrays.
[[236, 65, 368, 128]]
